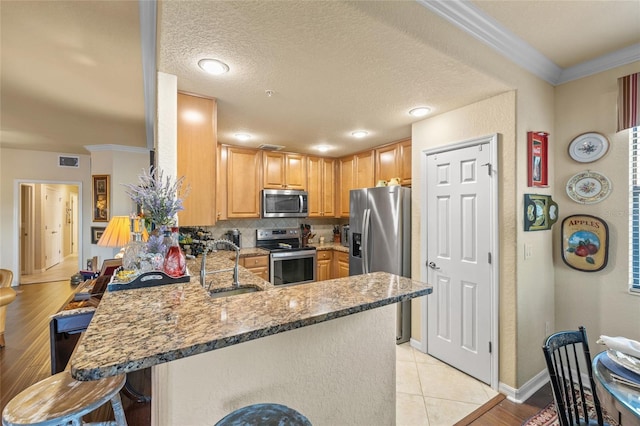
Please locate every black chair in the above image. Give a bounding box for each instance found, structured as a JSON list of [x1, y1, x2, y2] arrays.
[[542, 326, 608, 425]]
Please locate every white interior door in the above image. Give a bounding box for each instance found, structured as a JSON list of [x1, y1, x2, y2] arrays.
[[44, 186, 62, 269], [71, 193, 78, 254], [426, 142, 494, 384]]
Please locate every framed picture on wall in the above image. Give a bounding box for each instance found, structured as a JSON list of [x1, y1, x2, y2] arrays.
[[92, 175, 110, 222], [527, 131, 549, 187], [91, 226, 106, 244]]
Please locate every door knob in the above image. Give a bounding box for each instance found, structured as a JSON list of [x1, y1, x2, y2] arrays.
[[428, 261, 440, 270]]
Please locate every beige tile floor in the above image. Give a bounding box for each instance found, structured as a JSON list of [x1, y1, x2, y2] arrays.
[[396, 343, 499, 426]]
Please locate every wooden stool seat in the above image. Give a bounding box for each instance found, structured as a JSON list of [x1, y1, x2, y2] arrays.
[[2, 372, 127, 426], [215, 403, 311, 426]]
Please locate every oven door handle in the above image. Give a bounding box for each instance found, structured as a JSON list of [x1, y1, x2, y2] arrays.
[[271, 250, 316, 260]]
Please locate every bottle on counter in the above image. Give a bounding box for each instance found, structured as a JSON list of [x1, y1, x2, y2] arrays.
[[164, 227, 186, 277]]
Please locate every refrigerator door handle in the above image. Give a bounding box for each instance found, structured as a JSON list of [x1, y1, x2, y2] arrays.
[[362, 208, 370, 273]]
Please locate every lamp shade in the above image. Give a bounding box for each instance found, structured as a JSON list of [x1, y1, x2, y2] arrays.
[[97, 216, 131, 248]]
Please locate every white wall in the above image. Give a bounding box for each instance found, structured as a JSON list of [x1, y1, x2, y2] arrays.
[[553, 62, 640, 346]]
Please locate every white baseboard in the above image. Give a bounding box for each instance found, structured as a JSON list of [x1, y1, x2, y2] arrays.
[[410, 337, 426, 353], [500, 369, 549, 403]]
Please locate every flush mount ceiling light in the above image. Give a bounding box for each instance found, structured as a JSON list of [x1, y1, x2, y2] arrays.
[[198, 58, 230, 75], [351, 131, 368, 138], [234, 133, 252, 141], [316, 145, 331, 153], [409, 107, 431, 117]]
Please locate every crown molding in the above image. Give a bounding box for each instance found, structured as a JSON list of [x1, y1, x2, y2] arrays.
[[558, 43, 640, 84], [84, 144, 151, 154], [417, 0, 639, 86]]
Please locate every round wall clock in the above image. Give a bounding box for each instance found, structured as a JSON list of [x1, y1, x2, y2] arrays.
[[565, 171, 612, 204], [568, 132, 609, 163]]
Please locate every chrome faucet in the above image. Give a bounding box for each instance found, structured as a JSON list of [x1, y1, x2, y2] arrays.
[[197, 239, 241, 290]]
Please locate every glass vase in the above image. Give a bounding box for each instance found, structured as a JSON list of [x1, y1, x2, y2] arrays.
[[163, 227, 186, 277]]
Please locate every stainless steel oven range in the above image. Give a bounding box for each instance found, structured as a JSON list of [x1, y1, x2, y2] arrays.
[[256, 228, 316, 286]]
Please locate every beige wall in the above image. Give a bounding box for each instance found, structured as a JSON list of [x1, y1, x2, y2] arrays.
[[0, 148, 91, 281], [0, 147, 148, 283], [553, 62, 640, 347], [411, 91, 520, 388]]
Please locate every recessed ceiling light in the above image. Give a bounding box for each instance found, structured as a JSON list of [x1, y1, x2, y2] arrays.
[[351, 131, 368, 138], [198, 58, 230, 75], [316, 145, 331, 152], [234, 133, 251, 141], [409, 107, 431, 117]]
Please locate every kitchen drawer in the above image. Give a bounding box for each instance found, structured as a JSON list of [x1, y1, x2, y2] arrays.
[[242, 255, 269, 268], [336, 252, 349, 263], [317, 251, 333, 261]]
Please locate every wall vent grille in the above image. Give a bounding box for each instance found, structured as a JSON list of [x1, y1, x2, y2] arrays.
[[58, 156, 80, 168], [258, 144, 285, 151]]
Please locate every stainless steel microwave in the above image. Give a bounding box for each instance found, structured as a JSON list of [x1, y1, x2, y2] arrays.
[[262, 189, 308, 218]]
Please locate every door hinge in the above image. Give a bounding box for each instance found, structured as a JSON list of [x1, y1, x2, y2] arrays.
[[488, 252, 492, 264], [489, 341, 492, 353]]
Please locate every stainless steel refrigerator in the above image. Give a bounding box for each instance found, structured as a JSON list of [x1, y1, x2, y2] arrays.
[[349, 185, 411, 344]]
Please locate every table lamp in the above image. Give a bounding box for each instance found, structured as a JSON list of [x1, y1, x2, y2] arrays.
[[97, 215, 148, 261]]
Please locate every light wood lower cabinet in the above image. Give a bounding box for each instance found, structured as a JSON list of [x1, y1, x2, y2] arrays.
[[335, 251, 350, 278], [241, 255, 269, 281], [316, 250, 333, 281]]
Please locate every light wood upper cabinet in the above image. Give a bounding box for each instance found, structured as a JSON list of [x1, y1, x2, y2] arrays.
[[374, 138, 411, 186], [177, 93, 217, 226], [375, 144, 400, 183], [338, 151, 375, 217], [307, 156, 335, 217], [216, 144, 227, 221], [339, 156, 355, 218], [355, 150, 375, 189], [263, 152, 307, 190], [226, 146, 262, 218], [399, 139, 412, 186]]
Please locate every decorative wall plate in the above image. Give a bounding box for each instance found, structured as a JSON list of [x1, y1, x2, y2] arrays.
[[561, 214, 609, 272], [568, 132, 609, 163], [524, 194, 558, 231], [565, 171, 612, 204]]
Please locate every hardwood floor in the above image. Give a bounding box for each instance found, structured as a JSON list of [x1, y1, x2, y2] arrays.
[[0, 280, 151, 425], [458, 383, 554, 425], [1, 280, 551, 425]]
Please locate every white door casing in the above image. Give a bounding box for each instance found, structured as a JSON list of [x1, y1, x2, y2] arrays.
[[422, 134, 499, 388]]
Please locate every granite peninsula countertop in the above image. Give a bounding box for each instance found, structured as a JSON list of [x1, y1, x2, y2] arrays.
[[70, 250, 432, 381]]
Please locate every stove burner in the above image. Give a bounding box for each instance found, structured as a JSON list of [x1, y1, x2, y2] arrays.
[[255, 228, 316, 253]]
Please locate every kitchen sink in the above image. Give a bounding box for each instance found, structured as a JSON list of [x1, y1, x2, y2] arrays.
[[208, 286, 260, 299]]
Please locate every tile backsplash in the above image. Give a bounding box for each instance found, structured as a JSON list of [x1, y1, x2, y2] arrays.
[[183, 217, 348, 248]]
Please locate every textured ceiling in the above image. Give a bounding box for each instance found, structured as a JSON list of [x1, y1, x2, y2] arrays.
[[473, 0, 640, 68], [1, 0, 638, 157]]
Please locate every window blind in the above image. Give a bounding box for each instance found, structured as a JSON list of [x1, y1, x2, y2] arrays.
[[630, 127, 640, 292]]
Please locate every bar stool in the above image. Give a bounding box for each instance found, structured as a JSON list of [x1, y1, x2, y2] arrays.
[[215, 403, 311, 426], [2, 372, 127, 426]]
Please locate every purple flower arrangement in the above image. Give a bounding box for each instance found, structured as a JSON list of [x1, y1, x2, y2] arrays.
[[123, 167, 189, 227]]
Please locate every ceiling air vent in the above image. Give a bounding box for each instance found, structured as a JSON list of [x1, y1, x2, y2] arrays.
[[258, 144, 285, 151], [58, 155, 80, 168]]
